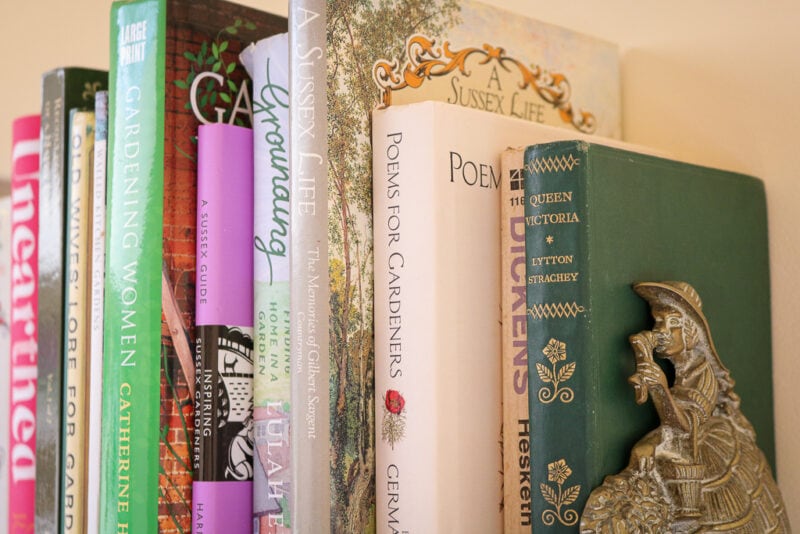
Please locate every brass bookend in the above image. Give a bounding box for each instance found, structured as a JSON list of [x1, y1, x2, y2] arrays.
[[580, 282, 790, 533]]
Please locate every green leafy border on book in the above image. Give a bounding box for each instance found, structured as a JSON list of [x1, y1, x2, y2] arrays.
[[173, 16, 257, 155]]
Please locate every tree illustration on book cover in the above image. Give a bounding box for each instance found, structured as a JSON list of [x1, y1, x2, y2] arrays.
[[326, 2, 460, 530]]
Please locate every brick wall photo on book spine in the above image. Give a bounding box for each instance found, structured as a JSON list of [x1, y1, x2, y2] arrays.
[[10, 113, 40, 534]]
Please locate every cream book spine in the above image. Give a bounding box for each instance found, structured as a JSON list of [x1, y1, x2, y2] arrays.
[[500, 147, 534, 532], [62, 109, 95, 534]]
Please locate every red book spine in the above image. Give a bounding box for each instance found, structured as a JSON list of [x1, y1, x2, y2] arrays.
[[9, 114, 40, 534]]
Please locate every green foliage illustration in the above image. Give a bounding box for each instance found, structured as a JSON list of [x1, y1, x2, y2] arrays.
[[173, 18, 256, 127], [325, 1, 461, 532]]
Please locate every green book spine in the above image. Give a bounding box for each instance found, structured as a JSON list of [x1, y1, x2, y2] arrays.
[[62, 109, 95, 534], [524, 140, 776, 532], [36, 67, 107, 534], [524, 143, 592, 530], [101, 1, 165, 532]]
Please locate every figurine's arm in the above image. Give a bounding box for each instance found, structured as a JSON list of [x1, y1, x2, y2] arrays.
[[629, 333, 690, 433]]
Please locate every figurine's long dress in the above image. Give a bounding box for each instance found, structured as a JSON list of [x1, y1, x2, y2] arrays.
[[582, 349, 789, 532]]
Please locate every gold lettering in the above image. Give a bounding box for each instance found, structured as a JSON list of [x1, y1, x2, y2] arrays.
[[528, 191, 573, 208], [530, 255, 574, 267], [118, 383, 131, 515], [524, 212, 580, 226], [527, 272, 580, 284]]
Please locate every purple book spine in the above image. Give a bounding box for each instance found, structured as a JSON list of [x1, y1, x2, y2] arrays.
[[193, 123, 255, 534]]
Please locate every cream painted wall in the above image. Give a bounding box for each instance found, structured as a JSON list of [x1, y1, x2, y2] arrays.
[[1, 0, 798, 524]]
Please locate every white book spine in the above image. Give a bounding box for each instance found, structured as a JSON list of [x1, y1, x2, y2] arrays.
[[289, 1, 331, 531], [0, 196, 10, 531], [373, 104, 438, 533], [86, 92, 107, 534], [241, 33, 293, 532], [373, 101, 505, 533]]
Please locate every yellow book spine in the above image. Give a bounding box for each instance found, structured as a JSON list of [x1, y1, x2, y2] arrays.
[[62, 109, 95, 534]]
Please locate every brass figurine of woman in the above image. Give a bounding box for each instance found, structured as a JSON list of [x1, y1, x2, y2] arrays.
[[581, 281, 789, 533]]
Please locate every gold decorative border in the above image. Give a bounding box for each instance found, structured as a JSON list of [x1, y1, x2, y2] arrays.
[[372, 34, 597, 133], [524, 153, 581, 175], [527, 301, 586, 320]]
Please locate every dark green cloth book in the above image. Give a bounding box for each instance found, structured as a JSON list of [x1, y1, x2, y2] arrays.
[[523, 140, 775, 530]]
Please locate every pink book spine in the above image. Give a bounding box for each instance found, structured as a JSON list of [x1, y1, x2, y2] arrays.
[[193, 123, 255, 534], [9, 114, 40, 534]]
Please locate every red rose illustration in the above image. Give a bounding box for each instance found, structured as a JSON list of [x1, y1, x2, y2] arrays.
[[382, 389, 407, 447], [385, 389, 405, 415]]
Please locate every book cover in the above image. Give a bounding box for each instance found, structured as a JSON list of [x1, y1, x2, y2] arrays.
[[523, 140, 776, 531], [9, 114, 40, 534], [240, 33, 292, 532], [61, 109, 95, 534], [193, 123, 254, 533], [499, 141, 666, 532], [0, 195, 9, 532], [86, 90, 108, 534], [101, 2, 285, 532], [36, 67, 106, 534], [371, 100, 618, 534], [290, 1, 620, 530]]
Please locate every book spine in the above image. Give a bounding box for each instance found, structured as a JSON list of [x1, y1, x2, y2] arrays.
[[35, 71, 68, 534], [500, 148, 532, 533], [101, 1, 165, 532], [36, 67, 106, 534], [86, 90, 108, 534], [524, 141, 589, 532], [9, 114, 40, 534], [240, 34, 293, 532], [193, 123, 255, 533], [289, 1, 331, 532], [374, 102, 512, 533], [0, 195, 9, 534], [372, 106, 438, 534], [62, 109, 95, 534]]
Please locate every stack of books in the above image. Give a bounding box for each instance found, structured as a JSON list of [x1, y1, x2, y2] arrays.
[[0, 0, 786, 533]]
